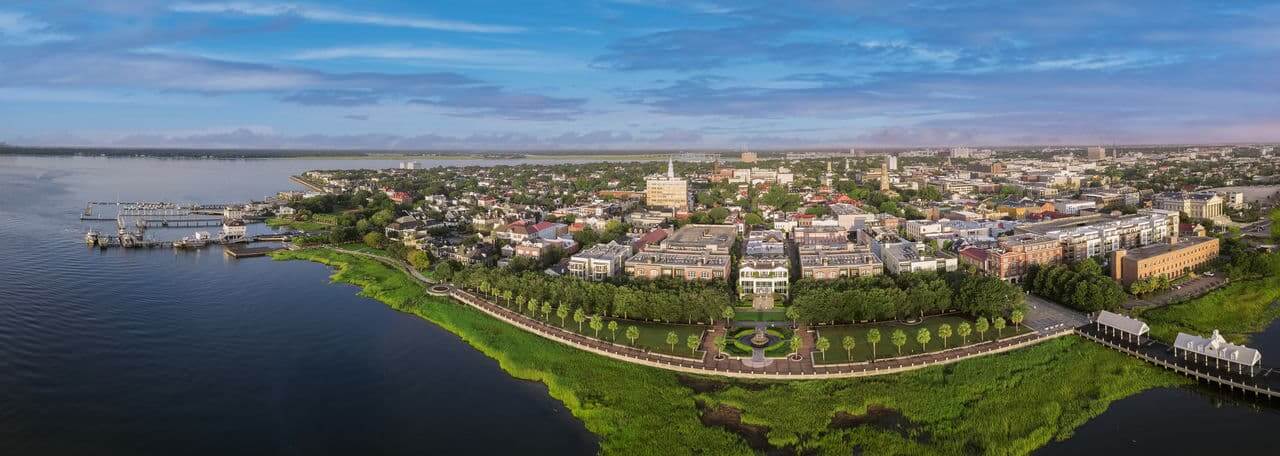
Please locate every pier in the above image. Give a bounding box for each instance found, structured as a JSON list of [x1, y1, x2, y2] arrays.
[[224, 245, 286, 258], [1078, 326, 1280, 400]]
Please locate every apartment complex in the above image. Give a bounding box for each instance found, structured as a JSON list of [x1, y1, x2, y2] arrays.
[[567, 241, 632, 281], [958, 233, 1063, 282], [645, 158, 689, 211], [795, 226, 882, 280], [738, 230, 790, 297], [625, 224, 735, 282], [1017, 210, 1179, 262], [1152, 191, 1224, 220], [859, 227, 957, 275], [1111, 236, 1220, 286]]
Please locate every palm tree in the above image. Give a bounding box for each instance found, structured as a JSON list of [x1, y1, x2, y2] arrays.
[[916, 328, 931, 352], [540, 301, 552, 321], [975, 317, 989, 341], [789, 336, 802, 357], [527, 298, 539, 317], [785, 307, 800, 327], [589, 315, 604, 338], [607, 320, 619, 341], [1010, 309, 1024, 330], [686, 334, 701, 355], [556, 304, 569, 327], [503, 290, 513, 307], [815, 335, 831, 361], [713, 335, 727, 355], [867, 329, 882, 360], [515, 295, 526, 313], [891, 329, 907, 356], [722, 306, 735, 327], [842, 335, 856, 361], [573, 308, 587, 332], [993, 317, 1006, 338], [957, 321, 972, 345], [666, 331, 678, 352], [938, 323, 953, 348], [626, 325, 640, 346]]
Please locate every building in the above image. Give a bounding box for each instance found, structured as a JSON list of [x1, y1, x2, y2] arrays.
[[1110, 236, 1219, 286], [645, 158, 689, 211], [1218, 191, 1245, 210], [793, 225, 848, 245], [221, 218, 247, 241], [1153, 191, 1224, 220], [568, 241, 631, 281], [1017, 210, 1179, 262], [738, 230, 790, 297], [1093, 310, 1150, 344], [1087, 146, 1107, 160], [829, 203, 876, 231], [887, 154, 898, 170], [625, 224, 736, 282], [860, 227, 957, 275], [958, 233, 1062, 283], [741, 150, 758, 163], [1173, 330, 1262, 376]]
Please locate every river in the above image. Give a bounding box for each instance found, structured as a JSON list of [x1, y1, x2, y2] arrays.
[[2, 155, 1278, 454]]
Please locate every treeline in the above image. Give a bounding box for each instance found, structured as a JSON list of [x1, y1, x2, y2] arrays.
[[790, 271, 1024, 324], [1023, 259, 1126, 312], [450, 267, 732, 324]]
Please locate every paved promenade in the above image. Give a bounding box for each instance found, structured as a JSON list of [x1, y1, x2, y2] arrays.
[[329, 247, 1076, 380]]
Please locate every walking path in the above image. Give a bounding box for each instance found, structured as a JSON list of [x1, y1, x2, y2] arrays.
[[326, 247, 1078, 380]]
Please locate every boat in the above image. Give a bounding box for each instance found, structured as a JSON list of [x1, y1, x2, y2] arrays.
[[85, 228, 100, 246], [174, 231, 211, 249]]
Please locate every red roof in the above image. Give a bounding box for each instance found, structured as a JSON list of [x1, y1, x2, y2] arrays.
[[959, 247, 989, 262], [531, 221, 557, 232]]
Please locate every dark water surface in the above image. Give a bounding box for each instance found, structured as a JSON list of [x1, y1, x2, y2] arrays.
[[0, 156, 596, 455]]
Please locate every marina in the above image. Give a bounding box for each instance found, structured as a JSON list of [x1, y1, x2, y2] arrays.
[[80, 200, 296, 255]]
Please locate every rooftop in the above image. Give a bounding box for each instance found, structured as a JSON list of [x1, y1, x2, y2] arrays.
[[1120, 236, 1217, 261]]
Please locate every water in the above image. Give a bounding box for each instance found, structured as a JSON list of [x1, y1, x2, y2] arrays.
[[3, 155, 1279, 454], [0, 155, 596, 454]]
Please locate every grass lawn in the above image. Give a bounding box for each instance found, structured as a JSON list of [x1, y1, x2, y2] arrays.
[[731, 307, 789, 322], [274, 247, 1187, 455], [1138, 275, 1280, 344], [814, 315, 1031, 364], [724, 326, 795, 357]]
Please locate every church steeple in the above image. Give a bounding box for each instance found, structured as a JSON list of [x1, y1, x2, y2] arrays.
[[667, 156, 675, 178]]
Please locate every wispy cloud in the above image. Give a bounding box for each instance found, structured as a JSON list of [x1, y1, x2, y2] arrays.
[[289, 44, 581, 71], [0, 11, 74, 44], [169, 2, 524, 33]]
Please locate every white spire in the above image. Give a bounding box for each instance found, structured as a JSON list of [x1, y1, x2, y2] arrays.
[[667, 156, 675, 178]]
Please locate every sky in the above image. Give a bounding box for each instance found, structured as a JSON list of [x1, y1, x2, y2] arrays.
[[1, 0, 1278, 150]]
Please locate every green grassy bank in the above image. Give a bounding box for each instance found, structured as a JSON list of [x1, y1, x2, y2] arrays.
[[1139, 275, 1280, 344], [274, 248, 1186, 455]]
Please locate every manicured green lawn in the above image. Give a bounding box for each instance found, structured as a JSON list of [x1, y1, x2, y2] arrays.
[[1139, 275, 1280, 344], [267, 213, 336, 232], [274, 247, 1187, 456], [731, 307, 789, 322], [814, 315, 1030, 364]]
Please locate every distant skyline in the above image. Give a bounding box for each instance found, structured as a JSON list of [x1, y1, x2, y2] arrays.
[[1, 1, 1278, 149]]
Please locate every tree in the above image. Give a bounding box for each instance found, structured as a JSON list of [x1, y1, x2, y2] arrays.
[[975, 317, 989, 341], [541, 301, 552, 321], [954, 275, 1023, 317], [916, 328, 932, 352], [406, 250, 431, 272], [815, 335, 831, 361], [515, 295, 527, 314], [786, 307, 800, 327], [842, 335, 856, 361], [937, 323, 953, 348], [666, 331, 678, 352], [867, 329, 882, 360], [556, 304, 569, 327], [993, 317, 1007, 338], [626, 325, 640, 346], [957, 321, 972, 345], [608, 320, 619, 341], [502, 290, 513, 307], [371, 209, 394, 227], [1010, 309, 1024, 329], [527, 298, 539, 318], [573, 308, 587, 332], [891, 329, 907, 355], [789, 336, 803, 357], [722, 306, 736, 327], [713, 335, 728, 355], [589, 315, 604, 338], [686, 333, 701, 355], [362, 231, 386, 249]]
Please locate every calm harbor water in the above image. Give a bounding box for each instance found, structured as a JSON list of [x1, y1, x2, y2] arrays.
[[1, 155, 1277, 454]]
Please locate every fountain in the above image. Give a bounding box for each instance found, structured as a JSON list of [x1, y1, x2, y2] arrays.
[[749, 327, 771, 347]]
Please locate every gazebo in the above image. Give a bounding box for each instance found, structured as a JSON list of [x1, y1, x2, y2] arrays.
[[1093, 310, 1150, 344], [1173, 330, 1262, 376]]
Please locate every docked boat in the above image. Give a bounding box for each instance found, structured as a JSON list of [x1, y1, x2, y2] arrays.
[[174, 231, 211, 249], [85, 228, 101, 246]]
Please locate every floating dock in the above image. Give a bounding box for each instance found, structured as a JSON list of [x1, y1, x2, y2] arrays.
[[223, 245, 285, 258]]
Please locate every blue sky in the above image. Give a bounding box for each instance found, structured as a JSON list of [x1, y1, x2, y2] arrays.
[[1, 0, 1278, 149]]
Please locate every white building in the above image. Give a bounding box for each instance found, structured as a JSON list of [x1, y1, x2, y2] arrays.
[[738, 230, 790, 297], [568, 241, 631, 281], [1174, 330, 1262, 376]]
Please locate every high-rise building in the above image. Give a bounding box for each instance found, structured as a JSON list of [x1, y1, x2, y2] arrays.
[[887, 155, 898, 170], [879, 162, 891, 191], [740, 150, 758, 163], [645, 157, 689, 211], [1087, 146, 1107, 160]]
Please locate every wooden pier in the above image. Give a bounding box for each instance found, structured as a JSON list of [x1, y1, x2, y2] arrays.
[[223, 245, 285, 258], [1078, 327, 1280, 400]]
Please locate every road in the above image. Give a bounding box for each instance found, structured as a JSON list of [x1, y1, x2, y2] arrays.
[[1022, 293, 1089, 334]]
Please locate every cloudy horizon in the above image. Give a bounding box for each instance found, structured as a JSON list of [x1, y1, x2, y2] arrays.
[[2, 1, 1279, 149]]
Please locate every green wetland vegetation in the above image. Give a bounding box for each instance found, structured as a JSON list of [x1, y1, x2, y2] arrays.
[[274, 247, 1190, 455], [1140, 274, 1280, 344]]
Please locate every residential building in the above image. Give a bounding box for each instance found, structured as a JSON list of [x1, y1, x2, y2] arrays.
[[738, 230, 790, 297], [859, 227, 957, 275], [1087, 146, 1107, 160], [830, 203, 875, 231], [624, 224, 736, 282], [1153, 191, 1224, 220], [958, 234, 1062, 283], [568, 241, 631, 281], [645, 158, 689, 211], [1110, 236, 1219, 286], [1017, 210, 1179, 262]]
